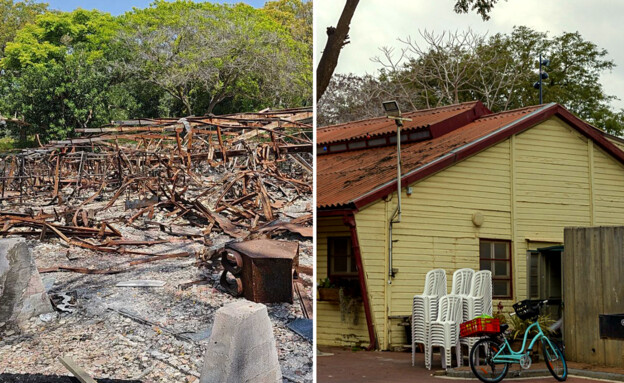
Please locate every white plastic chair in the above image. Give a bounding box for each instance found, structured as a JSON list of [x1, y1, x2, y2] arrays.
[[451, 268, 474, 299], [461, 270, 493, 350], [411, 269, 447, 366], [426, 295, 463, 370]]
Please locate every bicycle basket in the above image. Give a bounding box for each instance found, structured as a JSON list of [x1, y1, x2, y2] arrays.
[[512, 299, 540, 320]]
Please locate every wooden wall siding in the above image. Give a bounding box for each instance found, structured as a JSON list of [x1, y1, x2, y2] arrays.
[[317, 116, 624, 349], [593, 146, 624, 225], [316, 216, 369, 346], [355, 139, 512, 348], [353, 202, 388, 348], [564, 226, 624, 367], [512, 117, 593, 298]]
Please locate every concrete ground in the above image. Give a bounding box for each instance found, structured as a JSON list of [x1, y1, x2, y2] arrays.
[[317, 346, 624, 383]]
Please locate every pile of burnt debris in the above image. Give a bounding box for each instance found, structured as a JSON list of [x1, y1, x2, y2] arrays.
[[0, 108, 313, 383]]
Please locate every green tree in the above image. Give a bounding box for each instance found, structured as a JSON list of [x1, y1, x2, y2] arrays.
[[117, 0, 310, 116], [320, 27, 624, 134], [0, 9, 131, 140], [0, 0, 47, 58], [264, 0, 312, 52], [0, 2, 313, 143], [317, 0, 503, 101]]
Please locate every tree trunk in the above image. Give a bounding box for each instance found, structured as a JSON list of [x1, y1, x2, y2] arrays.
[[316, 0, 359, 102]]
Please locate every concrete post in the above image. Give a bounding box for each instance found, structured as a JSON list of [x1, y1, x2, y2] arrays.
[[200, 301, 281, 383], [0, 237, 53, 324]]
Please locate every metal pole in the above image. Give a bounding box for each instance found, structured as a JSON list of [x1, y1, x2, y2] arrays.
[[389, 119, 403, 280], [539, 54, 543, 104]]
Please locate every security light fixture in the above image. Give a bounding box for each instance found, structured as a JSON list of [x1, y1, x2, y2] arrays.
[[383, 100, 411, 128], [382, 100, 401, 118]]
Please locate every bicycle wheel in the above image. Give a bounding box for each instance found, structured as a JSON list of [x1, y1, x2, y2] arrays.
[[469, 338, 509, 383], [542, 338, 567, 381]]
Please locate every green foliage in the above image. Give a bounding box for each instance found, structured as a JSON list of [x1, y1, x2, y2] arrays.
[[0, 9, 128, 141], [339, 286, 360, 325], [493, 301, 507, 325], [0, 0, 48, 58], [0, 1, 312, 144], [318, 277, 335, 288], [0, 136, 17, 151], [117, 0, 311, 116], [507, 313, 555, 341], [453, 0, 500, 20]]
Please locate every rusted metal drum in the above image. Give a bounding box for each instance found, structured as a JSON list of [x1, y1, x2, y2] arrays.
[[221, 239, 299, 303]]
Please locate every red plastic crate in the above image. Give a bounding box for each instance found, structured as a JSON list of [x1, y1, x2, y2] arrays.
[[460, 317, 500, 337]]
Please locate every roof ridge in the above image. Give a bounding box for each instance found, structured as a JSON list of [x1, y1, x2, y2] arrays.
[[318, 101, 478, 131], [475, 105, 544, 121]]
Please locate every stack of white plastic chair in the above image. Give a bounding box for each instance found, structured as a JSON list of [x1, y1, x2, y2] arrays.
[[462, 270, 493, 350], [451, 268, 475, 350], [451, 268, 474, 303], [411, 269, 447, 366], [426, 295, 463, 370]]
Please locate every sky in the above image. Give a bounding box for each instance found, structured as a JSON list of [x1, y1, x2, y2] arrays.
[[37, 0, 267, 15], [315, 0, 624, 110]]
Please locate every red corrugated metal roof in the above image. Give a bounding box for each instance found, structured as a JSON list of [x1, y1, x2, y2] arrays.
[[317, 102, 483, 144], [317, 104, 543, 209], [319, 102, 624, 210]]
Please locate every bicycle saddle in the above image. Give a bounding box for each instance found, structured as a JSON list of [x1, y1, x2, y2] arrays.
[[499, 323, 509, 334]]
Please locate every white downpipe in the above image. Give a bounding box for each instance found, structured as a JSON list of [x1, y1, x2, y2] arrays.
[[389, 123, 402, 282]]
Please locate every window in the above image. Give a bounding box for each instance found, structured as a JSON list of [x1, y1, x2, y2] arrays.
[[527, 247, 562, 301], [480, 240, 512, 298], [328, 236, 357, 277]]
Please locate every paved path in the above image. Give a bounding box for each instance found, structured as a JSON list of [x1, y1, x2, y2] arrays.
[[317, 347, 622, 383]]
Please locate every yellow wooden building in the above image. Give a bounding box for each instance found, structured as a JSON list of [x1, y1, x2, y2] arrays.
[[316, 102, 624, 350]]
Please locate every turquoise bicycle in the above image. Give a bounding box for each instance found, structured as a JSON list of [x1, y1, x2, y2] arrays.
[[469, 299, 567, 382]]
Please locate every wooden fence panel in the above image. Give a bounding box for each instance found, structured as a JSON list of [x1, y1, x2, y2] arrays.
[[601, 227, 624, 366], [564, 226, 624, 368], [563, 228, 578, 361]]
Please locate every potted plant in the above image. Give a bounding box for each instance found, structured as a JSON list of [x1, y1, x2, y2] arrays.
[[339, 286, 361, 325], [507, 311, 555, 361], [317, 278, 339, 302]]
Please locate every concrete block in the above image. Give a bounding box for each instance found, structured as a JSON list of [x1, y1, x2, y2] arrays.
[[200, 301, 281, 383], [0, 238, 53, 323]]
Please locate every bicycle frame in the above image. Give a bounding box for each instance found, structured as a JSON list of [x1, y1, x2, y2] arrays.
[[491, 321, 556, 364]]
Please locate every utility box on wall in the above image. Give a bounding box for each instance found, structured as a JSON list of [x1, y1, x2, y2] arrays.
[[563, 226, 624, 368], [599, 314, 624, 340]]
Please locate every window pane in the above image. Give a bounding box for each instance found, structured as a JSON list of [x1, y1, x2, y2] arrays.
[[494, 243, 508, 259], [348, 141, 366, 150], [480, 242, 491, 259], [529, 254, 539, 298], [480, 260, 491, 271], [368, 138, 386, 147], [493, 280, 510, 297], [492, 260, 510, 277], [329, 237, 356, 276], [334, 255, 348, 273], [332, 238, 348, 256]]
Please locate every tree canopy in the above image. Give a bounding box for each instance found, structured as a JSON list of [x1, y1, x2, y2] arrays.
[[0, 0, 312, 143], [0, 0, 47, 58], [316, 0, 503, 101], [318, 27, 624, 135]]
